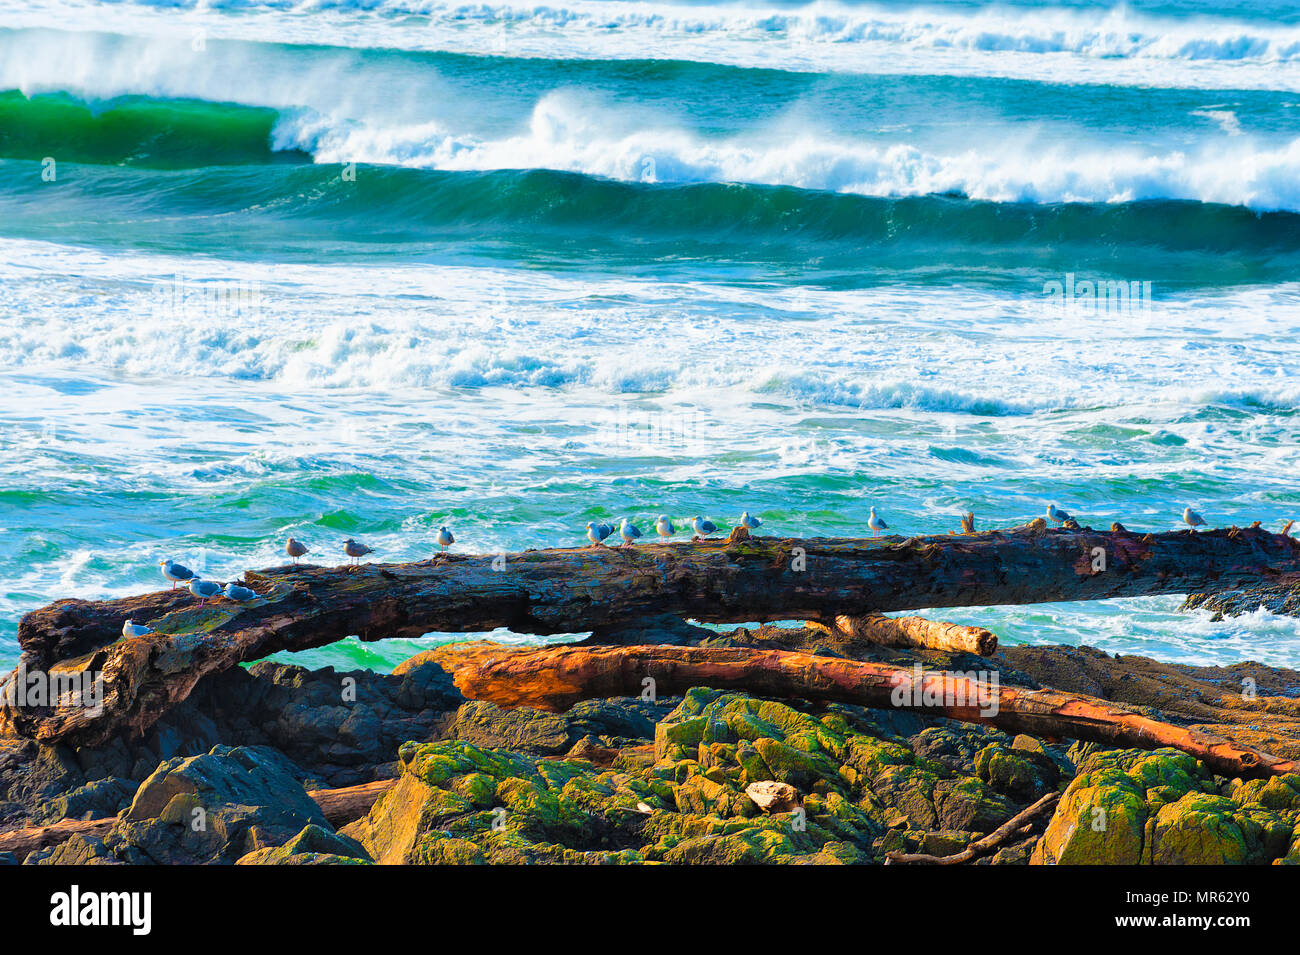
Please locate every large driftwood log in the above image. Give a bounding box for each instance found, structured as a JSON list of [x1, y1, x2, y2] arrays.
[[426, 642, 1299, 780], [4, 524, 1298, 746], [807, 614, 997, 655]]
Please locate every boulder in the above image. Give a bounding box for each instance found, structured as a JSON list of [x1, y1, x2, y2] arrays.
[[1033, 749, 1298, 865]]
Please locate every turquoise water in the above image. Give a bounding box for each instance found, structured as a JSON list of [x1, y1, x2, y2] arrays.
[[1, 0, 1299, 671]]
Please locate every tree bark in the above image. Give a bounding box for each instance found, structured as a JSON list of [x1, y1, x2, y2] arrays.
[[426, 642, 1299, 780], [807, 614, 997, 655], [4, 524, 1298, 746]]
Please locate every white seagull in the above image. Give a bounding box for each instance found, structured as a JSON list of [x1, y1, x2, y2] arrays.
[[222, 582, 258, 603], [619, 518, 642, 545], [741, 511, 762, 530], [122, 619, 153, 638], [586, 521, 613, 547], [1183, 506, 1206, 531], [868, 506, 889, 537], [159, 558, 195, 589], [691, 516, 718, 539], [286, 537, 309, 564], [187, 577, 224, 607], [655, 516, 675, 540], [436, 526, 455, 551], [1047, 504, 1073, 526]]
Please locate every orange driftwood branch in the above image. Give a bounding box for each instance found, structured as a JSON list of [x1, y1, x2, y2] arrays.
[[428, 642, 1298, 780], [807, 614, 997, 656], [0, 778, 397, 858]]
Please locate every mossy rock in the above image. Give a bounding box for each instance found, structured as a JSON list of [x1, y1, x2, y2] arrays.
[[1035, 748, 1294, 865], [974, 742, 1060, 800], [1149, 792, 1293, 865]]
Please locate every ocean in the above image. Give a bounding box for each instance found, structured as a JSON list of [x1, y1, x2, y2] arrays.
[[0, 0, 1297, 673]]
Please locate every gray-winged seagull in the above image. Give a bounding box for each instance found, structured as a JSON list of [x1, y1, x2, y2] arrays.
[[691, 516, 717, 539], [187, 577, 224, 606], [619, 518, 642, 545], [586, 521, 613, 547], [223, 582, 258, 603], [1047, 504, 1072, 526], [159, 558, 195, 589]]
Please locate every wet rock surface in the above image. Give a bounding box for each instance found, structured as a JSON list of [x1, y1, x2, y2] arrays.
[[1182, 584, 1300, 621]]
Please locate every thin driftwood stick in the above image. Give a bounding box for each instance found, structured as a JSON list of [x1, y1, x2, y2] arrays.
[[885, 791, 1061, 864], [0, 778, 398, 857], [427, 642, 1299, 780], [808, 613, 997, 655]]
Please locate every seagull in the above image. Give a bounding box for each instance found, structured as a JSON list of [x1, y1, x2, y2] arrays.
[[655, 516, 675, 539], [868, 506, 888, 537], [286, 537, 309, 564], [1047, 504, 1073, 526], [122, 619, 153, 638], [691, 516, 717, 539], [1183, 506, 1206, 531], [187, 577, 224, 607], [586, 521, 613, 547], [741, 511, 762, 530], [344, 538, 373, 565], [222, 582, 258, 603], [159, 559, 195, 589], [436, 526, 455, 551], [619, 518, 642, 545]]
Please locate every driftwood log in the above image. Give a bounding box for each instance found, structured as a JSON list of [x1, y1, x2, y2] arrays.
[[0, 779, 397, 858], [3, 524, 1298, 746], [425, 642, 1299, 780], [807, 613, 997, 655]]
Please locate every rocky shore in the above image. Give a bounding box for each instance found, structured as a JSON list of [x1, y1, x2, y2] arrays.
[[3, 626, 1300, 866]]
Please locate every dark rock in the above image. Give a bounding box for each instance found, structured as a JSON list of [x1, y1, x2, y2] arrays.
[[236, 824, 372, 865], [34, 776, 135, 825], [1182, 584, 1300, 620], [29, 745, 333, 865]]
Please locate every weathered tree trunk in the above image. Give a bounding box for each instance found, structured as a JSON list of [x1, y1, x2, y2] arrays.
[[807, 614, 997, 655], [311, 779, 397, 828], [0, 817, 116, 858], [426, 642, 1298, 780], [4, 524, 1298, 746], [0, 779, 397, 857]]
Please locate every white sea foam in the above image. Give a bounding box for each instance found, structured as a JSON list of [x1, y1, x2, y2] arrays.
[[4, 17, 1299, 212], [273, 90, 1300, 211], [3, 0, 1300, 89]]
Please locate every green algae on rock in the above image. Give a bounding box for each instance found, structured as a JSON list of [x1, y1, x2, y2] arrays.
[[343, 691, 1043, 865], [1033, 748, 1300, 865]]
